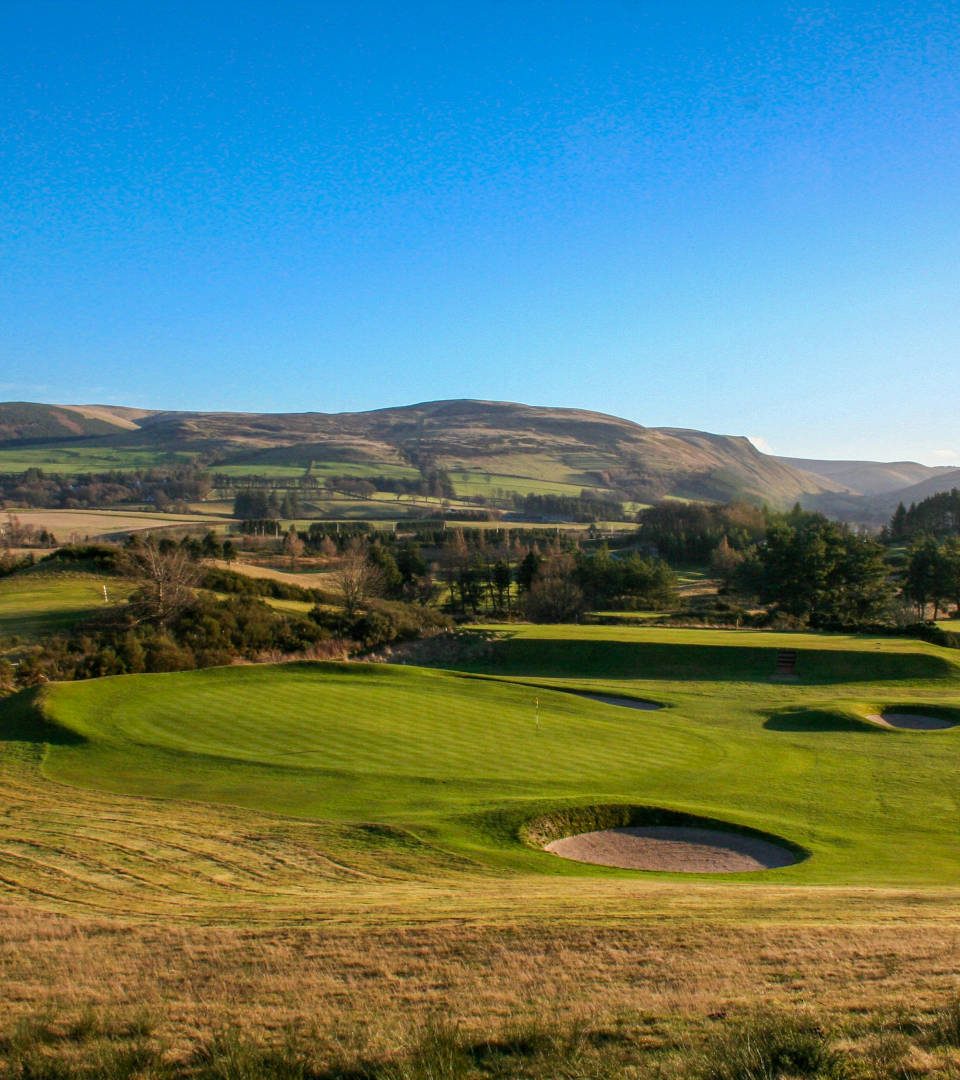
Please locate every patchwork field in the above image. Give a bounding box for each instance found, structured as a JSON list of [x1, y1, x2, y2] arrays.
[[3, 625, 960, 1074]]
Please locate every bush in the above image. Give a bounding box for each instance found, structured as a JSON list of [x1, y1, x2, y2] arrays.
[[41, 544, 122, 571], [349, 600, 453, 650]]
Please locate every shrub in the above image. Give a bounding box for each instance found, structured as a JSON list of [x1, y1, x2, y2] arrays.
[[350, 600, 453, 650]]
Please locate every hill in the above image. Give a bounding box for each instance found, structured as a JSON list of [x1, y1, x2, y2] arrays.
[[0, 402, 144, 443], [0, 399, 843, 508], [866, 465, 960, 514], [778, 455, 955, 496], [787, 456, 960, 525]]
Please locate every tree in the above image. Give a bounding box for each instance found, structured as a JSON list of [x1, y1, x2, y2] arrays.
[[516, 549, 541, 593], [710, 535, 745, 583], [890, 502, 908, 542], [121, 538, 199, 625], [903, 536, 944, 619], [283, 525, 305, 567], [332, 540, 384, 618], [755, 511, 891, 626], [491, 559, 512, 613], [524, 554, 586, 622], [940, 537, 960, 615], [233, 489, 271, 519]]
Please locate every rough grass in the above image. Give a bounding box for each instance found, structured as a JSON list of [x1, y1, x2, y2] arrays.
[[3, 918, 960, 1076]]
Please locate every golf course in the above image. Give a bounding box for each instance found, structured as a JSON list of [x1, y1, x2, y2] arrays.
[[4, 625, 960, 1076], [5, 624, 960, 904]]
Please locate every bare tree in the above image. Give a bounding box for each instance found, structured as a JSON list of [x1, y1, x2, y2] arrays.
[[332, 539, 384, 617], [283, 525, 305, 568], [121, 539, 199, 624]]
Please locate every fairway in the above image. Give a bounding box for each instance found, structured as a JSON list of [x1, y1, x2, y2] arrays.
[[0, 566, 133, 644], [16, 623, 960, 890]]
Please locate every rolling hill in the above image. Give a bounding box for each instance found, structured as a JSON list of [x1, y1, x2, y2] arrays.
[[0, 399, 844, 508], [778, 456, 955, 496], [780, 455, 960, 524]]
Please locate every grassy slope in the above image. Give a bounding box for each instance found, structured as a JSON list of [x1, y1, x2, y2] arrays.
[[0, 565, 133, 643], [24, 625, 960, 888], [0, 445, 194, 473]]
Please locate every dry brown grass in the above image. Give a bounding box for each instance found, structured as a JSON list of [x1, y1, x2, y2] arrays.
[[3, 900, 960, 1063], [4, 715, 960, 1073], [205, 557, 336, 591], [5, 509, 229, 541]]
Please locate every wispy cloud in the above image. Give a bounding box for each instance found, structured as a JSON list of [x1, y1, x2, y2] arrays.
[[748, 434, 775, 454], [930, 448, 959, 463]]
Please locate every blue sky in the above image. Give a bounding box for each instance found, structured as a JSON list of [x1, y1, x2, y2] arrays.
[[2, 2, 959, 463]]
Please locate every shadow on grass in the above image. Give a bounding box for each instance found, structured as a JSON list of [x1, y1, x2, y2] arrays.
[[0, 688, 86, 746], [459, 638, 954, 684], [764, 708, 882, 733]]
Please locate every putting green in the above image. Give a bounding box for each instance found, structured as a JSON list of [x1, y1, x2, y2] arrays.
[[21, 624, 960, 885]]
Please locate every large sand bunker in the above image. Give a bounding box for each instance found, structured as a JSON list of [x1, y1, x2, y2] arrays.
[[545, 825, 798, 873], [866, 711, 957, 730]]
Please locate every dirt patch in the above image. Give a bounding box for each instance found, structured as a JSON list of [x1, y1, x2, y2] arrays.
[[545, 826, 798, 873], [866, 712, 957, 731]]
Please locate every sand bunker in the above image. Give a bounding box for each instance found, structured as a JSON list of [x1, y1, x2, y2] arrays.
[[545, 825, 797, 872], [562, 691, 661, 711], [866, 711, 957, 730]]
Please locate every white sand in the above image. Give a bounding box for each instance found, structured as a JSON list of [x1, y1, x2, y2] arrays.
[[545, 825, 797, 872]]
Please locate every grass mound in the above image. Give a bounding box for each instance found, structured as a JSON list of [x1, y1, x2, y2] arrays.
[[764, 707, 883, 733], [462, 625, 957, 684]]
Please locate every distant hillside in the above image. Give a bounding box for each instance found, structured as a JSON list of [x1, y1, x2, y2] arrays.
[[778, 456, 954, 497], [114, 399, 844, 507], [0, 398, 846, 509], [0, 402, 140, 443], [867, 467, 960, 514]]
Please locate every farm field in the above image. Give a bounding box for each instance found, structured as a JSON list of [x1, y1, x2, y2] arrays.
[[0, 445, 194, 473], [4, 624, 960, 1074], [446, 468, 599, 499], [215, 459, 422, 481], [2, 508, 231, 541]]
